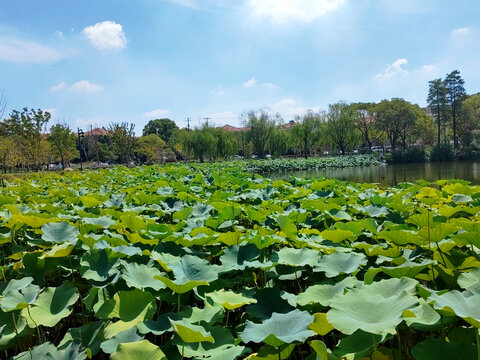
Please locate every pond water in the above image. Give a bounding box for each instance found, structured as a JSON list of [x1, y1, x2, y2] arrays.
[[268, 161, 480, 186]]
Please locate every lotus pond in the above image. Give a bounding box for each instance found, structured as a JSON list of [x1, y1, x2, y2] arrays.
[[1, 164, 480, 359]]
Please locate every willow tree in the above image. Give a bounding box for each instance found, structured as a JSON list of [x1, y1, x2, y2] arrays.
[[243, 110, 278, 158], [291, 111, 322, 158], [326, 103, 360, 155]]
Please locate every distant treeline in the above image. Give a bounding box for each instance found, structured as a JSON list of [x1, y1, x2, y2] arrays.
[[0, 69, 479, 172]]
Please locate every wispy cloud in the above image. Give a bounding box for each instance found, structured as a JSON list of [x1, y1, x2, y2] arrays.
[[376, 58, 409, 81], [0, 35, 67, 64], [70, 81, 104, 93], [82, 21, 127, 50], [143, 108, 170, 118], [51, 82, 67, 92], [271, 98, 321, 119], [451, 27, 469, 37], [247, 0, 346, 23]]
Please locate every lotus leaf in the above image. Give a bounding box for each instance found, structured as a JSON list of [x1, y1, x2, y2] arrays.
[[111, 340, 166, 360], [314, 251, 367, 277], [42, 221, 79, 243], [239, 309, 314, 347]]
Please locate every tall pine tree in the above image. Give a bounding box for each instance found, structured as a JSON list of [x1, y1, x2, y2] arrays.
[[444, 70, 466, 148], [427, 78, 448, 146]]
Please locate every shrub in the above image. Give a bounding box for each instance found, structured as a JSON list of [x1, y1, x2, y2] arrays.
[[389, 147, 425, 164], [430, 143, 454, 162]]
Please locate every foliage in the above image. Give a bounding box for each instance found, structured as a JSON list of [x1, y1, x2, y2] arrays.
[[3, 163, 480, 357], [427, 78, 449, 145], [108, 122, 137, 164], [136, 134, 174, 164], [291, 111, 322, 158], [444, 70, 467, 148], [389, 147, 426, 164], [430, 143, 455, 162], [142, 118, 178, 143], [48, 124, 79, 168], [326, 102, 360, 155], [350, 102, 384, 149], [244, 110, 279, 158], [0, 137, 22, 173]]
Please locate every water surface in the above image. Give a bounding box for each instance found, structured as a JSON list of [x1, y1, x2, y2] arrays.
[[268, 161, 480, 186]]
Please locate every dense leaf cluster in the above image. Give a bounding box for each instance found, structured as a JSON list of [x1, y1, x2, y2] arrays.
[[1, 165, 480, 359]]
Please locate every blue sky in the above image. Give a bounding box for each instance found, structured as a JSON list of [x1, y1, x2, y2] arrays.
[[1, 0, 479, 132]]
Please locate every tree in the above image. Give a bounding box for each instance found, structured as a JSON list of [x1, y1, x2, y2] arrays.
[[459, 93, 480, 149], [326, 102, 360, 155], [137, 134, 171, 163], [427, 78, 448, 146], [243, 110, 278, 158], [291, 111, 322, 158], [411, 110, 436, 146], [180, 123, 218, 162], [48, 124, 78, 168], [444, 70, 466, 148], [108, 122, 137, 164], [0, 137, 22, 173], [268, 128, 291, 157], [214, 128, 238, 159], [3, 108, 51, 170], [350, 102, 383, 150], [375, 99, 417, 151], [142, 118, 178, 142]]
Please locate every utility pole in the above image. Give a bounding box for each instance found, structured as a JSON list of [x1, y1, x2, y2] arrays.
[[77, 128, 84, 170], [186, 117, 191, 130], [203, 117, 211, 127]]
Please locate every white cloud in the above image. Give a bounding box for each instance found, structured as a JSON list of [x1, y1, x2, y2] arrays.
[[82, 21, 127, 50], [243, 77, 258, 88], [451, 27, 469, 36], [70, 80, 104, 93], [51, 82, 67, 92], [208, 110, 239, 124], [376, 58, 409, 81], [166, 0, 198, 8], [0, 35, 66, 64], [271, 98, 321, 119], [143, 109, 171, 118], [247, 0, 346, 23], [422, 64, 435, 72]]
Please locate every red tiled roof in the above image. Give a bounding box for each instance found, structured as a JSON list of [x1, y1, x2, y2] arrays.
[[221, 125, 249, 132], [86, 128, 109, 136]]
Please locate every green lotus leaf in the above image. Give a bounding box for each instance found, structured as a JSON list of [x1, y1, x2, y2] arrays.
[[155, 277, 208, 294], [80, 249, 121, 286], [80, 195, 103, 208], [121, 262, 166, 291], [100, 327, 142, 354], [173, 255, 218, 282], [429, 290, 480, 327], [111, 340, 166, 360], [247, 344, 296, 360], [276, 247, 320, 267], [0, 277, 39, 311], [418, 223, 459, 244], [173, 326, 245, 360], [320, 229, 354, 243], [246, 288, 295, 321], [119, 214, 147, 232], [458, 268, 480, 292], [138, 312, 182, 335], [411, 338, 477, 360], [314, 251, 367, 278], [377, 230, 422, 246], [192, 203, 214, 217], [21, 284, 79, 328], [403, 301, 441, 329], [327, 288, 418, 336], [451, 231, 480, 249], [205, 289, 257, 310], [277, 215, 297, 239], [239, 309, 314, 347], [332, 330, 384, 359], [297, 277, 357, 307], [0, 308, 28, 347], [58, 321, 105, 356], [451, 194, 473, 204], [14, 341, 87, 360], [310, 340, 339, 360], [309, 313, 334, 336], [365, 259, 434, 283], [82, 216, 116, 229], [108, 289, 156, 322], [42, 221, 79, 243], [219, 243, 264, 272], [356, 204, 389, 217], [170, 319, 215, 343], [359, 277, 418, 297]]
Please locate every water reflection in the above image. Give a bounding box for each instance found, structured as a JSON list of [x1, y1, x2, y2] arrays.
[[268, 161, 480, 186]]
